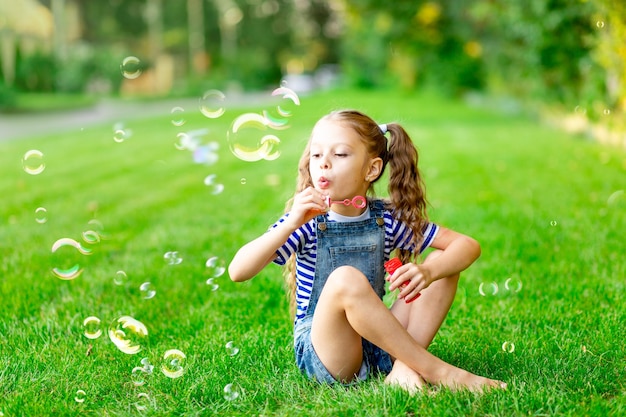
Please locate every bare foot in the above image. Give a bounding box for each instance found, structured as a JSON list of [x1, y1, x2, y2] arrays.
[[437, 367, 507, 393], [384, 360, 427, 394]]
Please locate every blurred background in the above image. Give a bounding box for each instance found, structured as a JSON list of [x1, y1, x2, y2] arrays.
[[0, 0, 624, 141]]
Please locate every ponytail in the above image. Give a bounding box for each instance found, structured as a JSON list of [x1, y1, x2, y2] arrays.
[[386, 123, 429, 263]]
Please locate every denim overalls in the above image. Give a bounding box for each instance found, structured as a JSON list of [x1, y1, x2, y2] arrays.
[[293, 199, 393, 384]]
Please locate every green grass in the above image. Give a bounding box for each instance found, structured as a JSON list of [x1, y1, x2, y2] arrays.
[[1, 88, 625, 416]]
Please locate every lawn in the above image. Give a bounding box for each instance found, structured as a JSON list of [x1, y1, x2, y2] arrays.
[[0, 88, 624, 416]]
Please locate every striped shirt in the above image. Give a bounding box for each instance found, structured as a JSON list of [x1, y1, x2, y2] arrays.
[[271, 207, 439, 323]]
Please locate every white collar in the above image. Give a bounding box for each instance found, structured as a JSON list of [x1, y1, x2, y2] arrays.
[[326, 206, 370, 222]]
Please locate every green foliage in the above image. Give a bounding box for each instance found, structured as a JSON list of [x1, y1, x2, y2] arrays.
[[0, 81, 17, 111], [0, 89, 625, 415]]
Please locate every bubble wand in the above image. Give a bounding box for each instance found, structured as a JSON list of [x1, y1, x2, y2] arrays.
[[324, 195, 367, 209]]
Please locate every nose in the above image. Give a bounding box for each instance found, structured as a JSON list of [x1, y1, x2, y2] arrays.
[[319, 154, 330, 169]]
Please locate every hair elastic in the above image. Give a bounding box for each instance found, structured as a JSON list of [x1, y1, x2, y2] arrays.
[[378, 124, 388, 135]]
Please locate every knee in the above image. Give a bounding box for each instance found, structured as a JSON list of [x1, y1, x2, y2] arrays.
[[324, 265, 370, 296]]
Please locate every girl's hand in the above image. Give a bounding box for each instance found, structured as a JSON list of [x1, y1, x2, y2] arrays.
[[286, 187, 328, 228], [387, 263, 434, 302]]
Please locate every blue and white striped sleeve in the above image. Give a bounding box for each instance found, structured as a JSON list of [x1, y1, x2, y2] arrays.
[[269, 214, 306, 266], [389, 215, 439, 254]]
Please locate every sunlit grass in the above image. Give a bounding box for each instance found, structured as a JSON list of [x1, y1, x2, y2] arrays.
[[0, 89, 624, 416]]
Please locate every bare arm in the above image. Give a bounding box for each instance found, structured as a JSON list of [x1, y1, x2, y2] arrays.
[[388, 226, 480, 296], [228, 187, 328, 282]]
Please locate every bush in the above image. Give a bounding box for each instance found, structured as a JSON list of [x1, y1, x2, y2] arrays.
[[0, 82, 17, 111]]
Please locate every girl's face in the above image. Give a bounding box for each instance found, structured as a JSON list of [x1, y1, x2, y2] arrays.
[[308, 120, 382, 211]]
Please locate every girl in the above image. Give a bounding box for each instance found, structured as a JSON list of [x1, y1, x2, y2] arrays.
[[228, 110, 506, 393]]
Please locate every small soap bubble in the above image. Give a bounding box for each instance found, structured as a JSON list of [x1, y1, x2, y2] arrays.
[[113, 129, 128, 143], [603, 108, 611, 116], [171, 106, 186, 126], [83, 316, 102, 339], [223, 383, 240, 401], [82, 230, 101, 245], [161, 349, 186, 378], [504, 277, 523, 293], [574, 105, 587, 115], [22, 149, 45, 175], [141, 357, 155, 374], [139, 282, 156, 299], [550, 220, 558, 227], [205, 256, 226, 278], [134, 393, 151, 412], [131, 366, 148, 386], [596, 20, 605, 29], [478, 282, 498, 296], [501, 341, 515, 353], [108, 316, 148, 355], [114, 270, 128, 286], [203, 174, 224, 195], [240, 178, 247, 185], [206, 278, 219, 291], [74, 389, 86, 403], [199, 89, 226, 119], [35, 207, 48, 224], [164, 251, 183, 265], [87, 219, 108, 239], [120, 56, 142, 79], [227, 113, 283, 162], [225, 341, 239, 356]]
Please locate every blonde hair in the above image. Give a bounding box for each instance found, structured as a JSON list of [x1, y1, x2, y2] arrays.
[[283, 110, 429, 315]]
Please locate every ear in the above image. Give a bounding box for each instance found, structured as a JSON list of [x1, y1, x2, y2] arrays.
[[366, 157, 383, 182]]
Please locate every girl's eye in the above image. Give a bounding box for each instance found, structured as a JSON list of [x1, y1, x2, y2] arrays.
[[311, 154, 321, 158], [335, 153, 348, 157]]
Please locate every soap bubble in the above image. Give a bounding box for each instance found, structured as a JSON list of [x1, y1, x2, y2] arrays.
[[139, 282, 156, 299], [134, 393, 151, 412], [22, 150, 45, 175], [108, 316, 148, 355], [131, 366, 149, 386], [227, 113, 282, 162], [501, 341, 515, 353], [74, 389, 87, 403], [171, 106, 186, 126], [205, 256, 226, 278], [114, 270, 128, 286], [35, 207, 48, 224], [199, 89, 226, 118], [164, 251, 183, 265], [82, 230, 101, 245], [203, 174, 224, 195], [83, 316, 102, 339], [141, 357, 155, 374], [223, 383, 240, 401], [225, 341, 239, 356], [161, 349, 186, 378], [550, 220, 558, 227], [504, 277, 523, 293], [51, 238, 92, 280], [478, 282, 498, 296], [120, 56, 142, 79], [263, 85, 300, 129], [206, 278, 219, 291]]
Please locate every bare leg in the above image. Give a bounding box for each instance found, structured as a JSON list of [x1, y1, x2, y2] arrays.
[[386, 250, 461, 390], [311, 265, 506, 391]]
